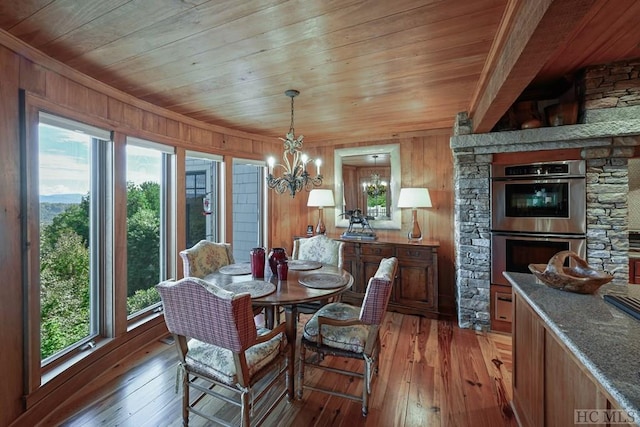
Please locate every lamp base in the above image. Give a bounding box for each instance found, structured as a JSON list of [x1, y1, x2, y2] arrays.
[[407, 232, 423, 242], [315, 208, 326, 235], [408, 208, 423, 242]]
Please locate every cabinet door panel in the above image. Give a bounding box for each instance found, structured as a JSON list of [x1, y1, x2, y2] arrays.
[[513, 293, 545, 427], [397, 264, 430, 300], [545, 331, 607, 427]]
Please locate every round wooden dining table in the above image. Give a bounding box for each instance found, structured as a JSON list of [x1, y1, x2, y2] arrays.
[[204, 263, 354, 399]]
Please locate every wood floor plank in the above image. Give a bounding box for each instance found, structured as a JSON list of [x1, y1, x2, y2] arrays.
[[372, 313, 417, 426], [476, 331, 517, 425], [405, 316, 437, 426], [50, 315, 517, 427], [437, 319, 470, 426]]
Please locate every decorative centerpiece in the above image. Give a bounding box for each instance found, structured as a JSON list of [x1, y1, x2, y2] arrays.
[[339, 209, 377, 240], [528, 250, 613, 294]]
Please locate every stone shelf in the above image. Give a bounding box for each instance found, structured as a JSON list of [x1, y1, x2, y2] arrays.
[[451, 105, 640, 154]]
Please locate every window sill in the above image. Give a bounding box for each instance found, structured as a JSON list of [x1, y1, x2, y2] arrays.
[[41, 337, 112, 386]]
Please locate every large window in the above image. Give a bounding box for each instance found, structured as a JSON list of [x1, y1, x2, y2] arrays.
[[29, 112, 178, 388], [185, 152, 221, 247], [37, 113, 111, 364], [125, 139, 175, 318]]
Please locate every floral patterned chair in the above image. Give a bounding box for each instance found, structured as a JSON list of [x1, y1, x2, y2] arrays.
[[179, 240, 235, 278], [156, 277, 289, 427], [297, 257, 398, 416], [292, 235, 345, 315], [292, 234, 344, 269]]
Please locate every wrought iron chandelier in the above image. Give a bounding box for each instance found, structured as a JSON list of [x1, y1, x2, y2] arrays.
[[363, 155, 387, 198], [266, 90, 322, 198]]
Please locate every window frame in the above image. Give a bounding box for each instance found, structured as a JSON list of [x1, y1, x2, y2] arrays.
[[26, 109, 115, 384], [185, 151, 223, 246], [124, 137, 176, 324]]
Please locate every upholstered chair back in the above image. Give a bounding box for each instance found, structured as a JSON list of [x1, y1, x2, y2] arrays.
[[360, 257, 398, 325], [292, 235, 344, 268], [156, 277, 256, 352], [179, 240, 235, 278]]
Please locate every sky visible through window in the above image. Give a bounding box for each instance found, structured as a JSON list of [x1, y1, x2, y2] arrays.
[[39, 123, 160, 198]]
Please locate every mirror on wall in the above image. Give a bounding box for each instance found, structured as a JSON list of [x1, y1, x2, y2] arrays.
[[334, 144, 401, 230]]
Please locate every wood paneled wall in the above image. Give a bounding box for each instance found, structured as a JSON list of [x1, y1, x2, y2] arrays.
[[269, 134, 456, 317], [0, 44, 25, 427]]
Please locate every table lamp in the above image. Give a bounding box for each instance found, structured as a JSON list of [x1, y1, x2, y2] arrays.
[[397, 188, 432, 241], [307, 189, 335, 235]]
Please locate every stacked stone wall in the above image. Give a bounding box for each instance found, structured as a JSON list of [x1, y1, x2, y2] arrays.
[[581, 59, 640, 110], [454, 152, 491, 330], [585, 156, 629, 283]]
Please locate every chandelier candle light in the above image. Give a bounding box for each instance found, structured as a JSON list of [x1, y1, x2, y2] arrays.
[[397, 188, 432, 241], [362, 155, 387, 198], [267, 89, 323, 198], [307, 189, 335, 235]]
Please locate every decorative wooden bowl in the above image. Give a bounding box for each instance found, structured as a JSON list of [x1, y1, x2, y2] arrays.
[[528, 250, 613, 294]]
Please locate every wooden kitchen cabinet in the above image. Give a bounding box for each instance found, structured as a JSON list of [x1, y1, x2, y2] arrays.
[[513, 290, 614, 427], [336, 236, 439, 317], [629, 257, 640, 284], [512, 292, 545, 427]]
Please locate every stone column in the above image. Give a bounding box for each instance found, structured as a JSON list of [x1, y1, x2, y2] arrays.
[[584, 153, 630, 284], [453, 112, 492, 331]]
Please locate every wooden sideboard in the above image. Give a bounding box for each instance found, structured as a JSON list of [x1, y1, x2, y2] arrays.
[[333, 236, 439, 317]]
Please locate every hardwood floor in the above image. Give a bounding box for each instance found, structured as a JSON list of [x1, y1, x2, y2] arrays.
[[42, 313, 516, 427]]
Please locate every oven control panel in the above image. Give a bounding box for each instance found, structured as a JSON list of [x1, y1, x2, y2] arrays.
[[492, 160, 585, 179]]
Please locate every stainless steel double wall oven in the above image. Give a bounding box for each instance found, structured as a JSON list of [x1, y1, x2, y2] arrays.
[[491, 160, 587, 286]]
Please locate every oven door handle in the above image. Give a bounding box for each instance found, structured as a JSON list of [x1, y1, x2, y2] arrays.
[[491, 231, 586, 240]]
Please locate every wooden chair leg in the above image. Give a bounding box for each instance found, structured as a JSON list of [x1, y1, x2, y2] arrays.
[[297, 344, 306, 399], [182, 370, 189, 426], [362, 359, 371, 416], [241, 391, 250, 427]]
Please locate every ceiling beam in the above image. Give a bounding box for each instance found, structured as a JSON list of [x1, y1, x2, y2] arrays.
[[470, 0, 599, 133]]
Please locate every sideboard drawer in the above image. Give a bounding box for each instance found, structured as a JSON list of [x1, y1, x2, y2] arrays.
[[342, 242, 357, 256], [396, 246, 433, 260], [361, 245, 394, 257]]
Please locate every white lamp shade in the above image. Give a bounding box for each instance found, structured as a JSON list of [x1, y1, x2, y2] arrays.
[[397, 188, 432, 208], [307, 189, 335, 208]]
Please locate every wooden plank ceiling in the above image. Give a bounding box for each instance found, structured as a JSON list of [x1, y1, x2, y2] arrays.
[[1, 0, 639, 142]]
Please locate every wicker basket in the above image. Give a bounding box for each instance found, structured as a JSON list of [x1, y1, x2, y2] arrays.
[[528, 250, 613, 294]]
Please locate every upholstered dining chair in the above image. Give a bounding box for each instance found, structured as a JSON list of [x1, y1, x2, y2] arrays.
[[292, 234, 345, 315], [297, 256, 398, 416], [179, 239, 235, 278], [292, 234, 344, 269], [180, 240, 268, 324], [156, 277, 289, 427]]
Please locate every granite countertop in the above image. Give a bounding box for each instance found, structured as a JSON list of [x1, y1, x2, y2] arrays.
[[504, 272, 640, 415]]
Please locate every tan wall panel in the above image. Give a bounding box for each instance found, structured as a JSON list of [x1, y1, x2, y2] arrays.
[[0, 45, 25, 427], [142, 110, 167, 135], [19, 56, 46, 95]]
